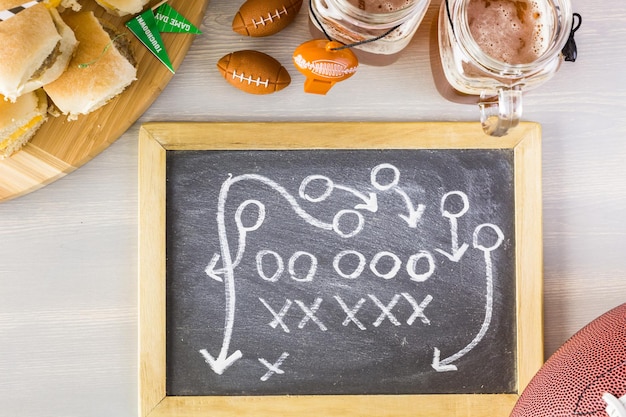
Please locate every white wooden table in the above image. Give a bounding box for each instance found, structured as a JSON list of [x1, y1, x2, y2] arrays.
[[1, 1, 624, 416]]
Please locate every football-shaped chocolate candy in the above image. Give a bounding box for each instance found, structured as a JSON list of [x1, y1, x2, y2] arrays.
[[232, 0, 303, 37], [217, 50, 291, 95], [511, 303, 626, 417]]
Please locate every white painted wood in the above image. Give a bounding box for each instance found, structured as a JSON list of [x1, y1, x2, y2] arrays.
[[0, 1, 624, 416]]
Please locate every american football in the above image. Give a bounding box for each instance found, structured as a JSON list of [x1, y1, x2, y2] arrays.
[[217, 50, 291, 95], [232, 0, 303, 37], [511, 303, 626, 417]]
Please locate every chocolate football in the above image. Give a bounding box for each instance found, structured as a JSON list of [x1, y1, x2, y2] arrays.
[[232, 0, 303, 37], [217, 50, 291, 95]]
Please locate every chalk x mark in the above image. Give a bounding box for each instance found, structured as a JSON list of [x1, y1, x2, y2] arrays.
[[259, 298, 292, 333], [402, 293, 433, 325], [295, 298, 327, 331], [335, 296, 367, 330], [259, 352, 290, 381]]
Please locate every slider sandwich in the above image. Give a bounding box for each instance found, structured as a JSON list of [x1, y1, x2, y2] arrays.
[[44, 11, 137, 120], [0, 89, 48, 159], [0, 0, 77, 101], [95, 0, 149, 16]]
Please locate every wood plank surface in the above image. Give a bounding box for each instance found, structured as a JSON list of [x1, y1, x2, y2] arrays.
[[1, 1, 625, 416], [0, 0, 209, 202]]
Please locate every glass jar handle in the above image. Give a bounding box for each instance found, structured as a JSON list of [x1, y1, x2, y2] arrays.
[[478, 86, 522, 137]]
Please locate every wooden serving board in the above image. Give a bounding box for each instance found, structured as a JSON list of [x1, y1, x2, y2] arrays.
[[0, 0, 209, 202]]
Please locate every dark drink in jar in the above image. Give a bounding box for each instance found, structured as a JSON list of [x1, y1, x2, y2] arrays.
[[309, 0, 431, 66]]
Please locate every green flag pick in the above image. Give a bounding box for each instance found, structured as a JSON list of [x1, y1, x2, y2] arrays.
[[154, 2, 202, 34], [125, 2, 202, 74]]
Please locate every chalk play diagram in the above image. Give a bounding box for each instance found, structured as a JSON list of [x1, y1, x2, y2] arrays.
[[165, 150, 517, 395]]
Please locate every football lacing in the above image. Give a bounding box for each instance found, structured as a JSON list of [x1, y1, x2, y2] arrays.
[[251, 6, 288, 27], [231, 70, 270, 88]]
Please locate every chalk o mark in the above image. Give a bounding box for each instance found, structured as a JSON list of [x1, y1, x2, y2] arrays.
[[371, 163, 400, 191], [334, 250, 366, 279], [299, 175, 334, 203], [332, 209, 364, 238], [369, 251, 402, 280], [406, 250, 435, 283], [235, 199, 266, 233], [473, 224, 505, 252], [288, 251, 318, 282], [440, 191, 469, 218], [256, 250, 284, 282]]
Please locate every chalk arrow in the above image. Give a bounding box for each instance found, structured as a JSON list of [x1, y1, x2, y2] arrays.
[[355, 192, 378, 212], [431, 264, 492, 372], [199, 177, 248, 375], [199, 246, 242, 375], [394, 188, 425, 228], [202, 174, 334, 376], [431, 347, 459, 372], [205, 199, 263, 283], [199, 348, 243, 375], [368, 164, 424, 227], [299, 175, 378, 213], [204, 253, 223, 282], [334, 185, 378, 212], [435, 243, 469, 263], [436, 191, 470, 262], [431, 223, 503, 373], [398, 203, 425, 229]]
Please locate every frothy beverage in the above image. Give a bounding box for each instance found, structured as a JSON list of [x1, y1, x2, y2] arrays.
[[309, 0, 430, 65], [467, 0, 549, 65], [434, 0, 572, 135], [345, 0, 415, 13]]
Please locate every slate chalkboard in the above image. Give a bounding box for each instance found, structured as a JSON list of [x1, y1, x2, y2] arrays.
[[165, 148, 517, 396]]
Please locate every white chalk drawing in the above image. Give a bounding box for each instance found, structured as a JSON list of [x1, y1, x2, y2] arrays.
[[200, 174, 337, 375], [370, 294, 402, 327], [406, 250, 435, 283], [402, 293, 433, 325], [432, 223, 504, 372], [299, 174, 378, 212], [195, 165, 507, 378], [436, 191, 470, 262], [295, 298, 327, 331], [259, 352, 290, 382], [334, 295, 367, 330], [371, 163, 426, 228], [259, 298, 292, 333], [333, 250, 366, 279], [261, 293, 433, 332]]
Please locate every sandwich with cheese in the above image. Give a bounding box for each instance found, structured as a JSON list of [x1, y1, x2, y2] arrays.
[[0, 1, 77, 102], [0, 89, 48, 159], [95, 0, 149, 16], [44, 11, 137, 120]]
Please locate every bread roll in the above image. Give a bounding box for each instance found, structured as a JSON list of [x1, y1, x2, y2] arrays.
[[0, 89, 48, 159], [0, 2, 77, 101], [43, 11, 137, 120], [95, 0, 149, 16]]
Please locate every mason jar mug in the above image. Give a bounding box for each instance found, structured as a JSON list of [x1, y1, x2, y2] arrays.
[[438, 0, 573, 136], [309, 0, 432, 66]]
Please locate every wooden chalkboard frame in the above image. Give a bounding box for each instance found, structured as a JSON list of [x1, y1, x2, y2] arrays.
[[138, 122, 543, 417]]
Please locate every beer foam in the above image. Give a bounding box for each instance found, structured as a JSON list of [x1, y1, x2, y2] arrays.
[[467, 0, 549, 65], [347, 0, 415, 13]]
